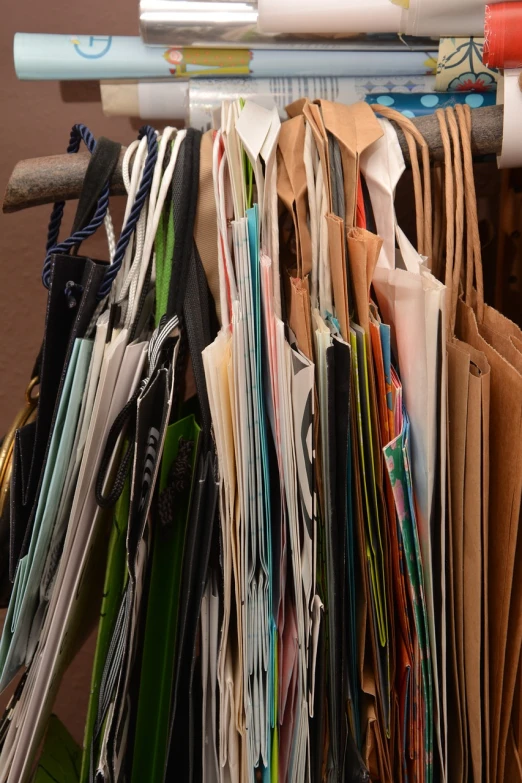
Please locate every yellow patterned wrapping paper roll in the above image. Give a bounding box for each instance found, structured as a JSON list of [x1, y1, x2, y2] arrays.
[[436, 37, 499, 91]]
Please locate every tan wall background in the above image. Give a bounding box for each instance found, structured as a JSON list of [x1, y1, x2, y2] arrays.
[[0, 0, 148, 749]]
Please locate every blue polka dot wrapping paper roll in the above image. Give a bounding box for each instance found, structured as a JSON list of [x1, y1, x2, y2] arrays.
[[366, 90, 496, 117]]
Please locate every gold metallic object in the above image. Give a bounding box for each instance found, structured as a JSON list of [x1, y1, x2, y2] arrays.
[[0, 377, 39, 520]]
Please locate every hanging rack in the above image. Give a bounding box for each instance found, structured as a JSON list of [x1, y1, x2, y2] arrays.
[[2, 104, 503, 214]]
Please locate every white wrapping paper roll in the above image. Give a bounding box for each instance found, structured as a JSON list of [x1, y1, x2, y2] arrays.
[[408, 0, 487, 36], [258, 0, 519, 37], [258, 0, 404, 35], [497, 69, 522, 169]]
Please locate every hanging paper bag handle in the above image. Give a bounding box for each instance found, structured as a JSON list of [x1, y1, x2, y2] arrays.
[[370, 104, 432, 262], [42, 124, 115, 289], [455, 104, 485, 324], [436, 107, 460, 336], [97, 125, 157, 302], [41, 124, 159, 303]]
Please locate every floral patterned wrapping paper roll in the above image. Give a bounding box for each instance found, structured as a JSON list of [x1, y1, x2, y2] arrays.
[[436, 37, 499, 92]]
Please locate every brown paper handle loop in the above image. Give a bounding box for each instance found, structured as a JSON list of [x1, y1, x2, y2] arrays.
[[455, 104, 485, 323], [436, 108, 456, 335], [446, 107, 466, 336]]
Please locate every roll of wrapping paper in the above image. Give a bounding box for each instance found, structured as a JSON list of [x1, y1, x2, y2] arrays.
[[100, 77, 495, 130], [367, 90, 496, 115], [497, 68, 522, 167], [138, 0, 436, 48], [436, 37, 499, 91], [100, 74, 438, 123], [258, 0, 520, 38], [13, 34, 438, 81], [140, 0, 259, 47], [484, 2, 522, 68]]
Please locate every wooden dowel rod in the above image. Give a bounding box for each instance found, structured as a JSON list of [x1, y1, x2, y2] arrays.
[[395, 103, 503, 162], [3, 149, 128, 214], [2, 104, 504, 214]]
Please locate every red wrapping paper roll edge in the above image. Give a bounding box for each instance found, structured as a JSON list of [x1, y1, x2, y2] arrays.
[[484, 1, 522, 69]]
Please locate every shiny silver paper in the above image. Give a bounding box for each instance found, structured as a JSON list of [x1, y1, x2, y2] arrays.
[[140, 0, 261, 47], [139, 0, 436, 48]]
